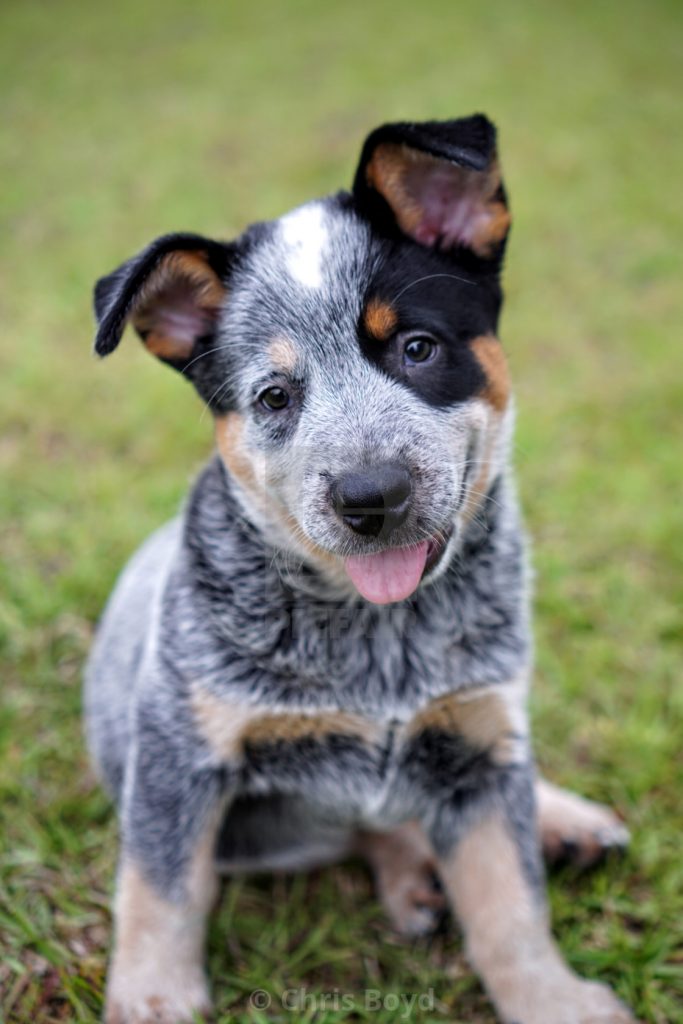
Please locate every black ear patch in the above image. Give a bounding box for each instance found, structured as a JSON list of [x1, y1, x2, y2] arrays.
[[94, 233, 234, 368], [353, 114, 510, 262]]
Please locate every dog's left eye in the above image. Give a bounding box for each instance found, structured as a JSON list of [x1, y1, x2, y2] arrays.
[[259, 386, 290, 411], [403, 336, 437, 365]]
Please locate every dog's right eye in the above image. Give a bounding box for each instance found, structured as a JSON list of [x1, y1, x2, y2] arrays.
[[259, 386, 290, 411]]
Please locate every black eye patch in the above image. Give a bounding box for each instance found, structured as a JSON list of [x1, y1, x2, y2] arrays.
[[360, 325, 487, 407], [357, 241, 501, 408]]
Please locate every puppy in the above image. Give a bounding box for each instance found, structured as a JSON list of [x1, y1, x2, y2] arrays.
[[85, 114, 635, 1024]]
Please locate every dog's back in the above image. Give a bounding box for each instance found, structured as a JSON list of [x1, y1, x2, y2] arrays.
[[85, 519, 181, 799]]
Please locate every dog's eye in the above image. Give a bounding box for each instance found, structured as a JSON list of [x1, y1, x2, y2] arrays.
[[403, 336, 436, 365], [259, 386, 290, 411]]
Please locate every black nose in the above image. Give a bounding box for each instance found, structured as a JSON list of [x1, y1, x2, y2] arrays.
[[331, 463, 412, 538]]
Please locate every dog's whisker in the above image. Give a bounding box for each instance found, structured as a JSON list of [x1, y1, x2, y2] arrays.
[[199, 376, 235, 424], [180, 342, 234, 376], [392, 272, 476, 303]]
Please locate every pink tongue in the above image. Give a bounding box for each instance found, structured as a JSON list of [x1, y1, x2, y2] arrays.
[[344, 542, 429, 604]]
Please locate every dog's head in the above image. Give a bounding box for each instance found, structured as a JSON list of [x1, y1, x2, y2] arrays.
[[94, 115, 513, 604]]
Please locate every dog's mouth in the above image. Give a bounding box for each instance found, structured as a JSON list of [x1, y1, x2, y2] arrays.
[[343, 527, 453, 604]]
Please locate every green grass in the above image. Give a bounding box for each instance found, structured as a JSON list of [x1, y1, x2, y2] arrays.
[[1, 0, 682, 1020]]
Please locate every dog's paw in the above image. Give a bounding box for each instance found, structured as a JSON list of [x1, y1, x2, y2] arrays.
[[499, 975, 637, 1024], [105, 969, 212, 1024], [360, 821, 448, 938], [381, 863, 447, 937], [537, 780, 630, 869]]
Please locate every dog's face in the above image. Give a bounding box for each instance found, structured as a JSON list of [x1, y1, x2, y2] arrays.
[[94, 115, 513, 604]]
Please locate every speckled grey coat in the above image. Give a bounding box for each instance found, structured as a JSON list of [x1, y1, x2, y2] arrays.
[[84, 115, 634, 1024]]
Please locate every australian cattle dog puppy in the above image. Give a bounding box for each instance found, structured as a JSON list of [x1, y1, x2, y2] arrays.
[[85, 115, 635, 1024]]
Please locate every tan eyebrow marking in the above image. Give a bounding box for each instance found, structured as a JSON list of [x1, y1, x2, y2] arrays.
[[363, 298, 398, 341], [267, 335, 297, 372]]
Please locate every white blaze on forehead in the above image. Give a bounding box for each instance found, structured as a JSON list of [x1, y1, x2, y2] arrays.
[[280, 203, 328, 289]]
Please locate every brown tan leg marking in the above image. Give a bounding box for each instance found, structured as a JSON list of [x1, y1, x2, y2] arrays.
[[242, 710, 380, 748], [191, 686, 379, 763], [440, 813, 635, 1023], [191, 688, 256, 761], [106, 812, 222, 1024], [358, 820, 445, 936], [407, 688, 526, 767], [536, 778, 630, 868]]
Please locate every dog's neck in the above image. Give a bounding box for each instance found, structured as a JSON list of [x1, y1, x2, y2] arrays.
[[168, 456, 529, 704]]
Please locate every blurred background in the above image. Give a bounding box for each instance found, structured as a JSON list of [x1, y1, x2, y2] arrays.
[[1, 1, 681, 1021]]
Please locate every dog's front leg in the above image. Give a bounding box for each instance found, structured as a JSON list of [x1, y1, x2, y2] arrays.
[[429, 766, 635, 1024], [105, 731, 228, 1024]]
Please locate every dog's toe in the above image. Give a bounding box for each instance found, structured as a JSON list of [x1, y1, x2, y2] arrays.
[[358, 821, 449, 938], [537, 780, 630, 869], [382, 869, 448, 937]]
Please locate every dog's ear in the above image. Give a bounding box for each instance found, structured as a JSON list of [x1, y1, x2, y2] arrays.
[[94, 233, 235, 370], [352, 114, 510, 262]]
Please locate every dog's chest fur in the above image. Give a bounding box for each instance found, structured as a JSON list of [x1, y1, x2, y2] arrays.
[[149, 458, 530, 831]]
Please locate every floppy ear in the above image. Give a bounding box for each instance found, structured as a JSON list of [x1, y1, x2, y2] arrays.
[[94, 232, 234, 369], [352, 114, 510, 261]]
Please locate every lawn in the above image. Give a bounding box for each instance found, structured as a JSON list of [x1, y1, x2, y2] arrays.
[[1, 0, 682, 1021]]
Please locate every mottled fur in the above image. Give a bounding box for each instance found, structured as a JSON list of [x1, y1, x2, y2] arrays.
[[85, 115, 633, 1024]]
